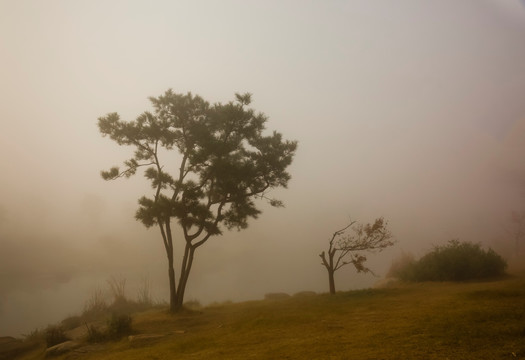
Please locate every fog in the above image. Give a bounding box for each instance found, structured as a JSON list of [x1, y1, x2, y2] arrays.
[[1, 0, 525, 336]]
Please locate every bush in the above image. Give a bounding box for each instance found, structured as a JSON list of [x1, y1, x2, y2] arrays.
[[85, 324, 106, 343], [137, 276, 153, 307], [45, 325, 68, 347], [107, 275, 127, 305], [22, 328, 43, 343], [391, 240, 507, 282], [82, 287, 108, 321], [83, 276, 156, 323], [386, 252, 416, 279], [106, 313, 133, 339], [85, 313, 133, 342], [61, 315, 82, 330]]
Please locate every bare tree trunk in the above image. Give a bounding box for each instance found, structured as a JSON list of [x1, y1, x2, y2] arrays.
[[175, 246, 196, 310], [328, 269, 336, 295], [320, 250, 337, 295], [168, 255, 178, 313], [159, 220, 179, 313]]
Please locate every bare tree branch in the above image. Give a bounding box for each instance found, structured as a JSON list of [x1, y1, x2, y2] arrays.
[[320, 217, 396, 294]]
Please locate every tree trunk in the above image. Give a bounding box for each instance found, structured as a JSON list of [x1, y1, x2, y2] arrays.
[[175, 247, 196, 310], [168, 256, 178, 313], [328, 269, 336, 295]]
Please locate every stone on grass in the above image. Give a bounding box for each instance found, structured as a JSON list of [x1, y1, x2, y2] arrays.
[[45, 341, 80, 357]]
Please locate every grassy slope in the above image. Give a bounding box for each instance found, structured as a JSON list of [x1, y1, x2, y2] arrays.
[[19, 276, 525, 360]]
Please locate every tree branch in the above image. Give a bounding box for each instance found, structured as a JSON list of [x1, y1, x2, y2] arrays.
[[321, 218, 395, 288], [102, 161, 156, 180], [191, 201, 226, 248]]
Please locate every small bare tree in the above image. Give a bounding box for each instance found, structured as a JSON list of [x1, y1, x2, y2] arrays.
[[319, 217, 395, 294]]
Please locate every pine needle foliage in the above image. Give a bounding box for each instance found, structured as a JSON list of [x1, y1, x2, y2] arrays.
[[98, 90, 297, 312]]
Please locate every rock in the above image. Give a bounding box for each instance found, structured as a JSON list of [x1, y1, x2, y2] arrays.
[[45, 340, 81, 357], [293, 291, 317, 297], [128, 334, 166, 346], [65, 320, 106, 341], [264, 292, 290, 300], [0, 337, 39, 360], [0, 337, 17, 345]]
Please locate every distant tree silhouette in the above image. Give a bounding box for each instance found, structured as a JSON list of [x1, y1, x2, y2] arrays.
[[320, 217, 395, 294], [508, 210, 525, 255], [98, 90, 297, 312]]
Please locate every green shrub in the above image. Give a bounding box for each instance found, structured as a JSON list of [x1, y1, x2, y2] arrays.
[[391, 240, 507, 282]]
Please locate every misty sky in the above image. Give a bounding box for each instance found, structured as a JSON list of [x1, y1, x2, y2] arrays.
[[1, 0, 525, 336]]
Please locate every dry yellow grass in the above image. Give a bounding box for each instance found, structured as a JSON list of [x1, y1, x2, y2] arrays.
[[15, 275, 525, 360]]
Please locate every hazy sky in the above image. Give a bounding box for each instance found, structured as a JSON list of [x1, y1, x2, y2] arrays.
[[1, 0, 525, 336]]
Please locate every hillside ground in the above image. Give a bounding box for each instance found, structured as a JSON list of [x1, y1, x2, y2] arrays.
[[10, 275, 525, 360]]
